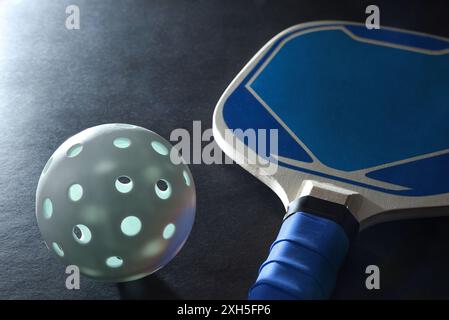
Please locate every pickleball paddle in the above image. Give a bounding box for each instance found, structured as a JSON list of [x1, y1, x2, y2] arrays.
[[212, 21, 449, 299]]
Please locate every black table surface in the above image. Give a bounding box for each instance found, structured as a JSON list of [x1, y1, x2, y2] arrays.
[[1, 0, 449, 299]]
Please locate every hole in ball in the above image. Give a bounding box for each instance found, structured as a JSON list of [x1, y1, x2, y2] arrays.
[[52, 242, 64, 257], [151, 141, 168, 156], [106, 256, 123, 268], [183, 170, 191, 186], [115, 176, 133, 193], [163, 223, 176, 240], [73, 224, 92, 244], [42, 198, 53, 219], [67, 143, 83, 158], [68, 184, 83, 202], [113, 137, 131, 149], [155, 179, 171, 200], [121, 216, 142, 237]]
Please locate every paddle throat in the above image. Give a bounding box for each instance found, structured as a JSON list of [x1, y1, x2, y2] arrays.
[[286, 180, 360, 240]]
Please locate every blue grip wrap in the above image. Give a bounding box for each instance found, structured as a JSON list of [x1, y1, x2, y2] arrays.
[[248, 212, 349, 300]]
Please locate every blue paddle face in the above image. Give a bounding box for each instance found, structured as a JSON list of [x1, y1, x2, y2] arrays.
[[219, 22, 449, 199]]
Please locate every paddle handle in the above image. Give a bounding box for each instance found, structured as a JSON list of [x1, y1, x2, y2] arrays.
[[248, 212, 350, 300]]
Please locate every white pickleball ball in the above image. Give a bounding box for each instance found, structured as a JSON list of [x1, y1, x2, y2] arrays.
[[36, 124, 196, 282]]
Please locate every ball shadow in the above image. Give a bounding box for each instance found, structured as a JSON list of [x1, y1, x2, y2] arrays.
[[117, 274, 179, 300]]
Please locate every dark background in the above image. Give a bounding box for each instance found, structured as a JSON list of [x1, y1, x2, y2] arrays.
[[1, 0, 449, 299]]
